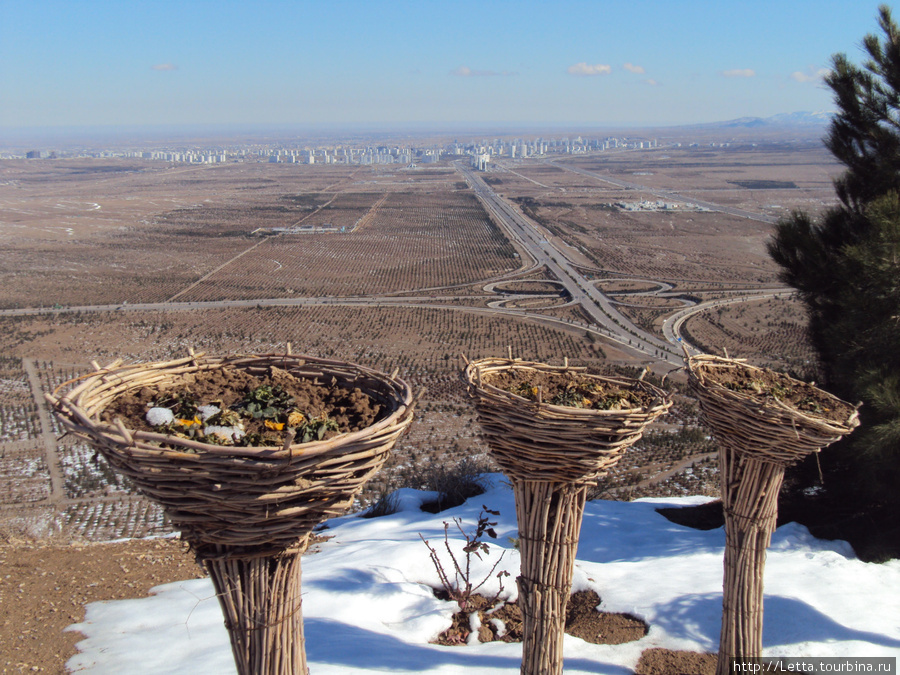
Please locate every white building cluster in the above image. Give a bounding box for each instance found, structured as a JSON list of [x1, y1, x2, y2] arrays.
[[137, 151, 228, 163], [467, 135, 659, 170], [7, 133, 659, 167], [614, 199, 709, 212]]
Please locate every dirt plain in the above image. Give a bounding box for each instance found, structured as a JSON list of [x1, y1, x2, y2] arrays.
[[0, 130, 841, 672]]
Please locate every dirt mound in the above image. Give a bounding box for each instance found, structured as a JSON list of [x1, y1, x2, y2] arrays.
[[657, 500, 725, 531], [432, 589, 648, 646], [565, 589, 649, 645]]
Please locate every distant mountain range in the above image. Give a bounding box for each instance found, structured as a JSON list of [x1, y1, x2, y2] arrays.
[[712, 111, 835, 128]]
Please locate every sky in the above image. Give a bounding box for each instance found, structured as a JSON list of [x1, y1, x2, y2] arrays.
[[0, 0, 887, 132]]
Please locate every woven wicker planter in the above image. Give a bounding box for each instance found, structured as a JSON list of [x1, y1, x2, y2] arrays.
[[686, 354, 859, 674], [47, 351, 415, 675], [464, 357, 671, 675]]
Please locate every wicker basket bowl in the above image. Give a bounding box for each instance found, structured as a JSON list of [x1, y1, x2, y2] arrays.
[[463, 357, 672, 484], [686, 354, 859, 465], [47, 351, 415, 558]]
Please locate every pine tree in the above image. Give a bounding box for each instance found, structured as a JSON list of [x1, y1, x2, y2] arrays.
[[768, 6, 900, 519]]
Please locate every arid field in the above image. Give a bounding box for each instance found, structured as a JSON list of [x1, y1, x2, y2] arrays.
[[1, 134, 839, 542]]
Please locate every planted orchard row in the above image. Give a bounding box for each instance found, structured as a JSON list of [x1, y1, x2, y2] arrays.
[[683, 298, 816, 374], [561, 210, 779, 286], [0, 451, 49, 504], [178, 193, 518, 301], [0, 402, 40, 442], [0, 222, 248, 309], [60, 441, 132, 500], [0, 381, 29, 407], [127, 305, 603, 375], [60, 497, 169, 541]]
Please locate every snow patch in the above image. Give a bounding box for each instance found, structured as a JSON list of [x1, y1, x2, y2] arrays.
[[66, 482, 900, 673]]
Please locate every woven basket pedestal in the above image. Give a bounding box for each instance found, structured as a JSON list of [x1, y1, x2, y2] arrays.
[[48, 352, 415, 675], [464, 357, 671, 675], [687, 355, 858, 675]]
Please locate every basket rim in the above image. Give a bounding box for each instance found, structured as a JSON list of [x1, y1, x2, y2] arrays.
[[463, 356, 672, 417], [686, 353, 859, 434], [47, 351, 415, 460]]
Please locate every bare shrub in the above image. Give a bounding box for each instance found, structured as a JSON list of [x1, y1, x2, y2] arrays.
[[416, 456, 493, 513], [419, 507, 509, 611], [358, 489, 401, 519]]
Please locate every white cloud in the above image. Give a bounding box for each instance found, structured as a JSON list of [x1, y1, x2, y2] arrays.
[[151, 63, 177, 72], [624, 62, 645, 74], [451, 66, 516, 77], [721, 69, 755, 78], [645, 78, 659, 86], [791, 67, 830, 83], [567, 62, 612, 76]]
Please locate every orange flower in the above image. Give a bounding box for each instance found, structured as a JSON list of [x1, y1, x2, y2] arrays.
[[265, 420, 285, 431]]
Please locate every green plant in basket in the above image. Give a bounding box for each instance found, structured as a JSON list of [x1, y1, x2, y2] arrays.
[[550, 386, 590, 408], [237, 384, 295, 420], [513, 380, 538, 399], [295, 414, 339, 443]]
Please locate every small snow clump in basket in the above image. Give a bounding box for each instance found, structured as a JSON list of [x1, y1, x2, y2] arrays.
[[204, 425, 246, 443], [146, 407, 176, 426], [197, 404, 220, 421]]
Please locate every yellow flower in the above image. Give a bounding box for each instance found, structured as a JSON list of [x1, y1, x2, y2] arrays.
[[265, 420, 285, 431], [287, 411, 306, 427], [177, 417, 201, 427]]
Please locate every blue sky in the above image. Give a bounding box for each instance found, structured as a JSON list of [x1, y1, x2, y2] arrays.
[[0, 0, 885, 131]]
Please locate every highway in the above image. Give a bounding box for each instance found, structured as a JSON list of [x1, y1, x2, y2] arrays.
[[0, 160, 795, 368], [458, 162, 683, 365]]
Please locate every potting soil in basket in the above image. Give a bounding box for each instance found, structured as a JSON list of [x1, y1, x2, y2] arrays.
[[486, 369, 660, 410], [698, 362, 856, 424], [102, 365, 382, 449]]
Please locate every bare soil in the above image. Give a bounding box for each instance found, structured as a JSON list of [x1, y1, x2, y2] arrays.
[[634, 648, 716, 675], [0, 536, 203, 674], [100, 364, 382, 447]]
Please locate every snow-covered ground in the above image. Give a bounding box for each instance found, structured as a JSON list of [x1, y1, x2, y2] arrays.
[[66, 476, 900, 674]]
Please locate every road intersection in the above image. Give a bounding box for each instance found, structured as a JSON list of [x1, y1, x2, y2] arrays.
[[2, 161, 792, 369]]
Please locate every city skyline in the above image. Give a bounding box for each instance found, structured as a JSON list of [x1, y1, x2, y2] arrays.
[[0, 0, 883, 133]]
